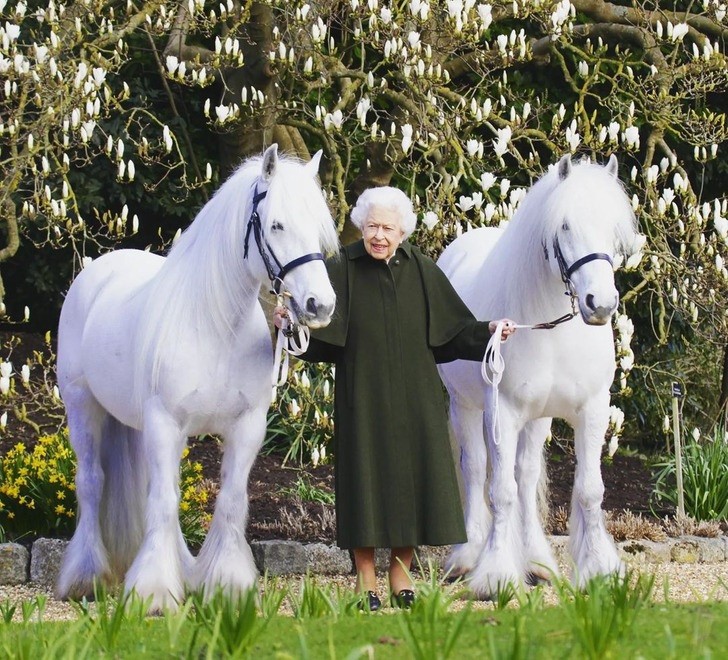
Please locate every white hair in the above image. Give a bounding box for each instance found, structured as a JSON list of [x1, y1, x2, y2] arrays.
[[350, 186, 417, 239]]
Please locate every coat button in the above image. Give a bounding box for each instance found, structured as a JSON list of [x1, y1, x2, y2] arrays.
[[394, 259, 400, 265]]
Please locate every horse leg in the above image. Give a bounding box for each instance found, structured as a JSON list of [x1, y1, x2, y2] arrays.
[[192, 407, 265, 598], [468, 401, 523, 598], [123, 401, 188, 613], [516, 418, 559, 584], [569, 400, 623, 586], [56, 385, 113, 600], [445, 396, 489, 579]]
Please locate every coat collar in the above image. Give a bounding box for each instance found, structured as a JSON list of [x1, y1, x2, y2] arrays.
[[347, 239, 412, 261]]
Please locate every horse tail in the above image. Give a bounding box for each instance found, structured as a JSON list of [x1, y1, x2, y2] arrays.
[[99, 415, 147, 580]]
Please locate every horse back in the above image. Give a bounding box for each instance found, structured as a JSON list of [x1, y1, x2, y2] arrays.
[[437, 227, 505, 310], [57, 250, 165, 413]]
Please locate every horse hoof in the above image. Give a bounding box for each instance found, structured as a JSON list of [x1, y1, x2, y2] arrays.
[[443, 569, 468, 584], [526, 572, 551, 587]]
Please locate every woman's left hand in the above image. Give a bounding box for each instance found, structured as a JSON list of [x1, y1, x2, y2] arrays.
[[488, 319, 517, 341]]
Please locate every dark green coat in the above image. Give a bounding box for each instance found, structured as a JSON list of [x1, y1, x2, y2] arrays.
[[301, 240, 491, 549]]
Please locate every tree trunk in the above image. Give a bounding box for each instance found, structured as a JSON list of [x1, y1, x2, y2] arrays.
[[217, 3, 277, 176]]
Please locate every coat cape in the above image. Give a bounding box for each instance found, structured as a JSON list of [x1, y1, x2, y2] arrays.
[[301, 240, 490, 548]]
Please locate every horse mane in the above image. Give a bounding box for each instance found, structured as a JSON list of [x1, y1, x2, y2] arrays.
[[478, 158, 637, 322], [134, 153, 339, 402]]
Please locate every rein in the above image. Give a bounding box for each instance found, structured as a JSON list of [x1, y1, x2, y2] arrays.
[[243, 184, 324, 389], [481, 239, 614, 445]]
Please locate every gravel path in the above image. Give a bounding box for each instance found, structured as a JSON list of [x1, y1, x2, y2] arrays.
[[2, 559, 727, 622]]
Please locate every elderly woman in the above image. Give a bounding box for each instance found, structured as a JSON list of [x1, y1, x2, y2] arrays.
[[275, 186, 514, 610]]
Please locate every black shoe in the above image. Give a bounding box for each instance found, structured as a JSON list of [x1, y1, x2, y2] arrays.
[[358, 591, 381, 612], [391, 589, 416, 609]]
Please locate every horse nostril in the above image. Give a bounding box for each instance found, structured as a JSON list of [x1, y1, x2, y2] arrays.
[[586, 294, 596, 311], [305, 297, 318, 315]]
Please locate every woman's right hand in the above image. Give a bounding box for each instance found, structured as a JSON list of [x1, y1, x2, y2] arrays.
[[273, 305, 289, 329]]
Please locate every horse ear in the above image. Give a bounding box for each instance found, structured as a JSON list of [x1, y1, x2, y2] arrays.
[[606, 153, 619, 178], [305, 149, 323, 177], [558, 155, 572, 181], [261, 144, 279, 182]]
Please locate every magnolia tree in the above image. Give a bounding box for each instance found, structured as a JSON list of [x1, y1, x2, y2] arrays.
[[1, 0, 727, 444]]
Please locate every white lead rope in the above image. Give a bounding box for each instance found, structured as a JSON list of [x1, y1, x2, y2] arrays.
[[480, 320, 552, 446], [272, 305, 310, 390]]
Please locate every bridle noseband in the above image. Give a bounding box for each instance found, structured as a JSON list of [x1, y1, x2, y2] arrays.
[[243, 185, 325, 295], [537, 236, 613, 329]]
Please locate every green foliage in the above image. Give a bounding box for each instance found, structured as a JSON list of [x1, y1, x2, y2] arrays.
[[279, 474, 335, 505], [266, 361, 335, 466], [652, 429, 728, 520], [1, 580, 728, 657], [398, 589, 472, 660], [553, 571, 656, 659], [289, 575, 340, 620], [189, 587, 281, 658], [0, 429, 212, 544]]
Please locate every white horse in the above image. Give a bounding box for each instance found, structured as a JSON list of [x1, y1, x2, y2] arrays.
[[56, 145, 338, 611], [438, 155, 638, 597]]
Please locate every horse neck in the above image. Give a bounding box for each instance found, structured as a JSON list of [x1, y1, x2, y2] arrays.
[[481, 221, 571, 325], [146, 180, 265, 349]]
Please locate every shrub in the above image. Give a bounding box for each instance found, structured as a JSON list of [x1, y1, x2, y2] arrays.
[[266, 360, 334, 466], [0, 430, 76, 540], [0, 429, 212, 543], [652, 429, 728, 521]]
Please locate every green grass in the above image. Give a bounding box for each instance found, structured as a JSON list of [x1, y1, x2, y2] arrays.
[[0, 597, 726, 658]]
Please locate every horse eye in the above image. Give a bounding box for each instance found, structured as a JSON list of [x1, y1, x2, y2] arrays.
[[271, 221, 284, 232], [562, 221, 570, 231]]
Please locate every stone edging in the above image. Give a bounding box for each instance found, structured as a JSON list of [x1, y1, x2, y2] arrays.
[[1, 535, 726, 590]]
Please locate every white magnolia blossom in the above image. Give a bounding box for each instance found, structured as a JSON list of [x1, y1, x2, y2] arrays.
[[477, 3, 492, 30], [401, 123, 414, 153], [492, 126, 512, 157], [457, 195, 474, 212], [0, 411, 6, 429], [466, 138, 482, 158], [565, 120, 581, 152], [669, 22, 690, 42], [325, 109, 343, 131], [623, 126, 640, 148], [0, 362, 11, 379], [356, 97, 370, 128], [21, 364, 30, 385], [480, 172, 496, 190], [422, 210, 439, 230]]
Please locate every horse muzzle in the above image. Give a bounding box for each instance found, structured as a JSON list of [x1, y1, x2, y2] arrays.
[[579, 292, 618, 326], [292, 295, 335, 329]]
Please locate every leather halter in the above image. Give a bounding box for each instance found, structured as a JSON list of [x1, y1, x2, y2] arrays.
[[243, 185, 324, 294], [535, 236, 614, 329]]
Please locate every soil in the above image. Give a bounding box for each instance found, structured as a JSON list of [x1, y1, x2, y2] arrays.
[[1, 329, 668, 545]]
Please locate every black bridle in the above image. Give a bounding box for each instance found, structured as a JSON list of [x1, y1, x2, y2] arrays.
[[243, 185, 324, 295], [534, 236, 613, 330]]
